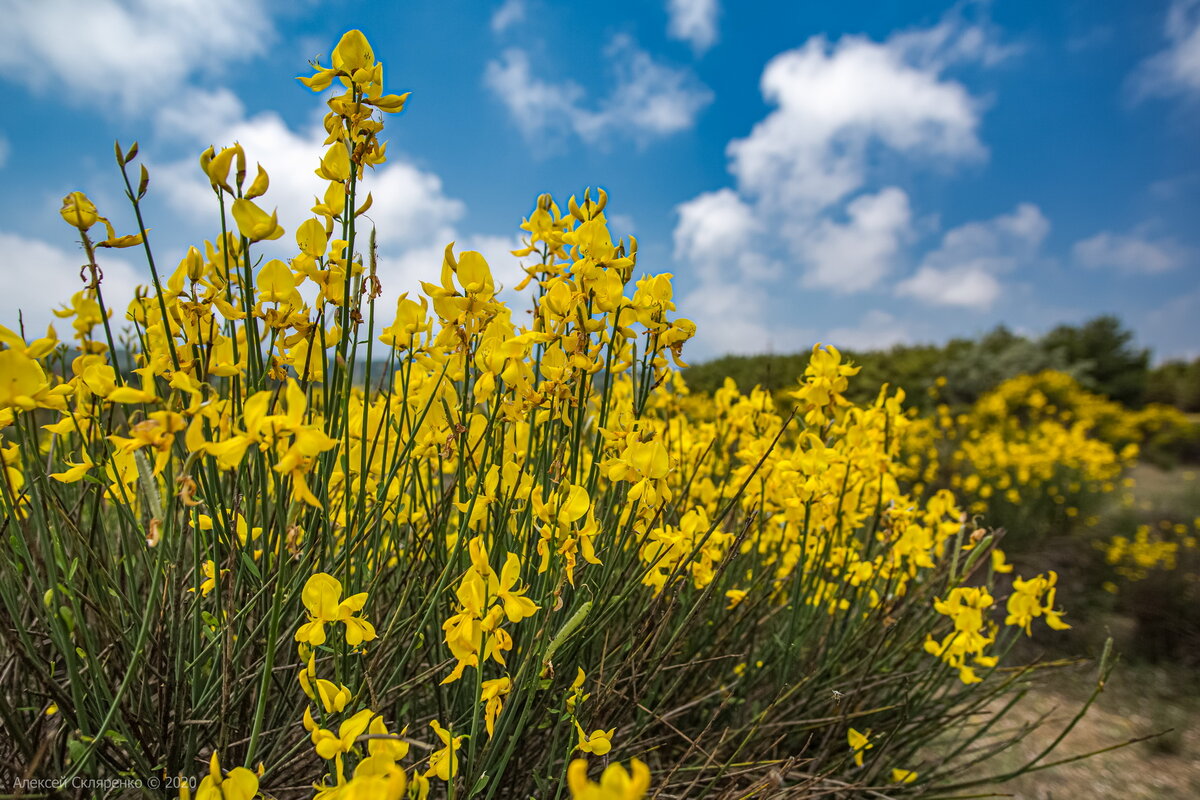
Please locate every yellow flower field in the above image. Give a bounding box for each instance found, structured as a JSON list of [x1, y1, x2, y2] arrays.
[[0, 30, 1143, 800]]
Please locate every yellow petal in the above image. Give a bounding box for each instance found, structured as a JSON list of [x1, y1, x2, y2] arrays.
[[245, 163, 270, 199], [231, 198, 284, 242]]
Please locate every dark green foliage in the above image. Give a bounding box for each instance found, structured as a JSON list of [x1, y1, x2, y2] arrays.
[[1041, 316, 1150, 406], [686, 316, 1175, 411], [1145, 357, 1200, 412]]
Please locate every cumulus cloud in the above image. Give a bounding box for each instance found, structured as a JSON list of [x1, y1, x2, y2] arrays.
[[799, 187, 912, 293], [673, 189, 768, 279], [0, 232, 143, 332], [666, 0, 720, 54], [1132, 0, 1200, 99], [0, 0, 272, 114], [727, 31, 984, 213], [1072, 229, 1185, 274], [676, 7, 1007, 354], [677, 281, 799, 355], [894, 265, 1002, 310], [896, 203, 1048, 308], [485, 36, 712, 146], [822, 309, 912, 351], [491, 0, 526, 34]]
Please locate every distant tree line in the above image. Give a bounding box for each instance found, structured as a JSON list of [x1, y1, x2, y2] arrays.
[[684, 316, 1200, 412]]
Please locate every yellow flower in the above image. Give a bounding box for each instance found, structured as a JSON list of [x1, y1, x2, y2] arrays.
[[342, 754, 408, 800], [365, 92, 411, 113], [574, 720, 614, 755], [991, 548, 1013, 573], [195, 751, 258, 800], [847, 727, 873, 767], [1005, 571, 1071, 635], [0, 348, 66, 411], [565, 667, 590, 715], [59, 191, 100, 230], [189, 560, 227, 598], [231, 198, 284, 242], [567, 759, 650, 800], [295, 573, 377, 647], [245, 163, 270, 199], [925, 586, 998, 684], [332, 29, 376, 76], [107, 366, 159, 404], [497, 553, 540, 623], [891, 767, 918, 783], [379, 294, 431, 350], [256, 259, 298, 304], [367, 716, 409, 761], [314, 678, 352, 713], [481, 676, 512, 737], [50, 452, 97, 483], [316, 144, 352, 182], [205, 144, 243, 194], [305, 707, 374, 760], [425, 720, 464, 781]]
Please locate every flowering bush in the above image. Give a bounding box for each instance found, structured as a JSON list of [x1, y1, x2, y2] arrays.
[[897, 371, 1141, 549], [0, 30, 1104, 799]]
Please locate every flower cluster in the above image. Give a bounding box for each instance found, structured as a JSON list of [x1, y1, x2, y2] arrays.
[[0, 27, 1086, 800]]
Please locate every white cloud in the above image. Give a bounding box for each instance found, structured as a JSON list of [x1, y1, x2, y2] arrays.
[[485, 36, 712, 146], [822, 309, 912, 351], [0, 0, 272, 114], [894, 265, 1002, 309], [491, 0, 526, 34], [675, 10, 993, 279], [887, 4, 1021, 69], [673, 189, 766, 278], [666, 0, 720, 54], [1072, 229, 1184, 274], [896, 203, 1048, 308], [799, 187, 912, 292], [670, 8, 1011, 356], [673, 189, 784, 355], [484, 50, 584, 141], [727, 31, 984, 212], [156, 88, 247, 142], [1132, 0, 1200, 98], [680, 281, 794, 356], [606, 213, 637, 238], [0, 232, 143, 333]]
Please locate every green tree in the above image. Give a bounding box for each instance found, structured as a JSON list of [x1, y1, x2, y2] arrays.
[[1040, 316, 1149, 405]]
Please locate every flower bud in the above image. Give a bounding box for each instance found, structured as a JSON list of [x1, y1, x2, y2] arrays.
[[60, 192, 99, 231]]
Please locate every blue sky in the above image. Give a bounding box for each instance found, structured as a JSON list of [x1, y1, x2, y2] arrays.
[[0, 0, 1197, 361]]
